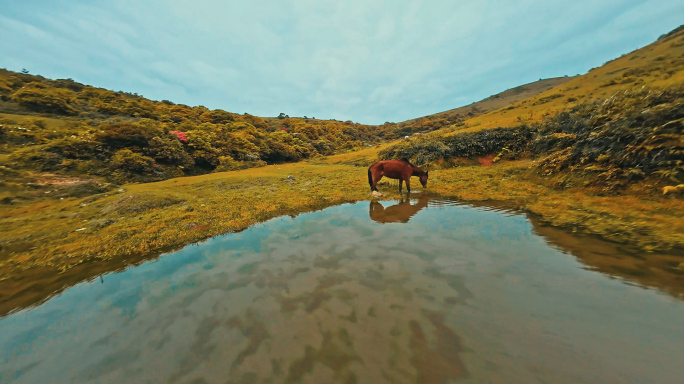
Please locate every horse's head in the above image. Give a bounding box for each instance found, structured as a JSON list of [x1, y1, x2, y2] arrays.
[[420, 171, 428, 188]]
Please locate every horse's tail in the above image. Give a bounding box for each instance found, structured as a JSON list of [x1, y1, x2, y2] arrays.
[[367, 166, 373, 188]]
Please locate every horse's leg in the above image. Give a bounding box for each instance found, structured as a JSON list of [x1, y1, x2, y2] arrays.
[[405, 178, 411, 194], [372, 174, 383, 192], [399, 179, 403, 193]]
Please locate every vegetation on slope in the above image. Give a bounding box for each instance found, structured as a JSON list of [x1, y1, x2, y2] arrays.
[[393, 76, 575, 135], [432, 25, 684, 133], [381, 85, 684, 193], [0, 68, 406, 196]]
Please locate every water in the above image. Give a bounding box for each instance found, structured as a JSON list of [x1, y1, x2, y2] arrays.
[[1, 194, 683, 384]]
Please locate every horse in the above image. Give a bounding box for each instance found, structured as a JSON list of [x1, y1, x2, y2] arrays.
[[367, 158, 428, 194]]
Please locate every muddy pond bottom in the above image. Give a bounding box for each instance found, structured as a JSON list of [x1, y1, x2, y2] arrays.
[[1, 195, 683, 384]]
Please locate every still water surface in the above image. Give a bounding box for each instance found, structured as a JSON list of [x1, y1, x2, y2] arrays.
[[1, 194, 683, 384]]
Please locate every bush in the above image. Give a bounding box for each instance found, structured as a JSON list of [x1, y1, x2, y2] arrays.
[[11, 82, 80, 115], [11, 148, 63, 171], [96, 122, 163, 150], [185, 130, 220, 169], [380, 126, 534, 164], [215, 156, 265, 172], [533, 86, 684, 184], [199, 109, 237, 124], [145, 136, 194, 169], [44, 137, 102, 160], [109, 149, 155, 173]]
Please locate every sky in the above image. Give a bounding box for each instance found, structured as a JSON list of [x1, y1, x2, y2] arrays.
[[1, 1, 683, 124]]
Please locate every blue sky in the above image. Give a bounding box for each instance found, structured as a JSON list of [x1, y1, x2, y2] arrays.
[[1, 1, 682, 124]]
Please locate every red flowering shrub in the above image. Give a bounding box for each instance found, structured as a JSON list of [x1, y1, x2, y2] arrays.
[[170, 130, 188, 143]]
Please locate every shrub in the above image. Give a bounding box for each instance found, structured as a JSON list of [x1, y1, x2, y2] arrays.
[[185, 130, 220, 169], [44, 137, 102, 160], [96, 121, 164, 150], [109, 149, 155, 173], [214, 156, 265, 172], [11, 82, 80, 115], [199, 109, 237, 124], [170, 130, 188, 143], [145, 136, 194, 169], [380, 126, 534, 164], [11, 148, 63, 171]]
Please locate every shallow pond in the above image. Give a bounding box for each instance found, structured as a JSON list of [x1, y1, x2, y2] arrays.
[[1, 194, 683, 384]]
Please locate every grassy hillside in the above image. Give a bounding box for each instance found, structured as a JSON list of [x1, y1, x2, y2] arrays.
[[0, 68, 402, 201], [381, 26, 684, 193], [439, 26, 684, 133], [382, 85, 683, 191], [398, 76, 575, 128]]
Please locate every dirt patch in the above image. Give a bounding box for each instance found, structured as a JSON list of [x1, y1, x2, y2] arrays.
[[30, 173, 96, 187], [477, 153, 496, 166]]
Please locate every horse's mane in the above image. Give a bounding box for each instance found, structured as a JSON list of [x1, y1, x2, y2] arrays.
[[397, 158, 426, 174]]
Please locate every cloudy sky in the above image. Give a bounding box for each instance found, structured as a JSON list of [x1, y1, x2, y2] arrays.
[[1, 1, 682, 124]]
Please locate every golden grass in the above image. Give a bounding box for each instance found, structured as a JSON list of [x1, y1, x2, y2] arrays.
[[400, 76, 574, 125], [429, 162, 684, 251], [317, 144, 387, 166]]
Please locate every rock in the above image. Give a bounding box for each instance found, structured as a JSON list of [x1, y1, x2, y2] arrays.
[[287, 175, 296, 181], [370, 191, 384, 198], [662, 184, 684, 195]]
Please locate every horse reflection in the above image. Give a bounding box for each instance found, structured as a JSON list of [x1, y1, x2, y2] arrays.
[[369, 194, 430, 224]]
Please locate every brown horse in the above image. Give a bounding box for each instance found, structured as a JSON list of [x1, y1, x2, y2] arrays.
[[368, 158, 428, 193]]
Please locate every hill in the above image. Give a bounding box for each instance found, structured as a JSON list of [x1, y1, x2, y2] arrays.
[[439, 25, 684, 133], [380, 25, 684, 191], [398, 76, 575, 128], [0, 69, 408, 204]]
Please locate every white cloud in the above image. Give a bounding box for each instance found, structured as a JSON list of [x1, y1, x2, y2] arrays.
[[0, 0, 682, 123]]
